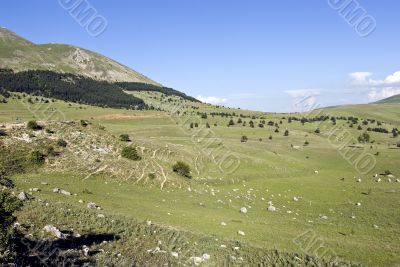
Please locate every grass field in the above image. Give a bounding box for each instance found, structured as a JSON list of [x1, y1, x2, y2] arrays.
[[1, 92, 399, 266]]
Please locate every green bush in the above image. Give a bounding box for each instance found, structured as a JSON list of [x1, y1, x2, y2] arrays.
[[172, 161, 191, 178], [358, 132, 370, 143], [80, 120, 89, 127], [121, 146, 141, 161], [56, 139, 67, 147], [29, 150, 46, 165], [241, 136, 248, 142], [284, 130, 289, 136], [119, 134, 131, 142], [0, 191, 22, 254], [27, 120, 41, 130]]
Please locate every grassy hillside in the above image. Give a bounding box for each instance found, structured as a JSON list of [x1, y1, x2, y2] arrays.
[[375, 94, 400, 104], [0, 27, 160, 85], [1, 92, 399, 266]]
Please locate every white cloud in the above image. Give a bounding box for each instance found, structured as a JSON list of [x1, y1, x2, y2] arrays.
[[367, 88, 400, 101], [196, 95, 227, 105], [348, 72, 372, 85], [349, 70, 400, 86]]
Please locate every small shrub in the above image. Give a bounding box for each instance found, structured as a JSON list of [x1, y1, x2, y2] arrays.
[[268, 135, 272, 140], [0, 191, 23, 254], [29, 150, 45, 165], [358, 132, 370, 143], [27, 120, 41, 130], [148, 173, 156, 179], [241, 135, 248, 142], [80, 120, 89, 127], [46, 146, 57, 157], [397, 142, 400, 148], [56, 139, 67, 147], [82, 188, 93, 194], [172, 161, 191, 178], [284, 130, 289, 136], [0, 129, 7, 137], [119, 134, 131, 142], [315, 128, 320, 134], [45, 128, 55, 134], [384, 170, 392, 175], [121, 146, 141, 161], [304, 141, 309, 146]]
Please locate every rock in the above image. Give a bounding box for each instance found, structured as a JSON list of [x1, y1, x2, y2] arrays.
[[43, 225, 66, 239], [220, 222, 227, 226], [146, 220, 152, 226], [220, 244, 227, 248], [53, 188, 72, 196], [41, 182, 48, 185], [240, 207, 247, 214], [30, 188, 40, 192], [356, 202, 361, 206], [267, 205, 276, 212], [202, 253, 210, 260], [373, 224, 379, 229], [293, 197, 299, 202], [97, 214, 105, 218], [190, 257, 204, 266], [238, 230, 245, 236], [356, 179, 362, 183], [87, 202, 98, 209], [17, 191, 30, 201], [171, 251, 179, 258], [320, 215, 328, 220], [78, 199, 83, 203], [314, 170, 319, 174]]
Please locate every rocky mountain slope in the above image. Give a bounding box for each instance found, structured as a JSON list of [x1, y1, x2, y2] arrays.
[[0, 27, 160, 85]]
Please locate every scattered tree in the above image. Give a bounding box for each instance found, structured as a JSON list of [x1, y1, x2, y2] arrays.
[[172, 161, 191, 178], [314, 128, 320, 134], [27, 120, 41, 130], [119, 134, 131, 142], [56, 139, 67, 147], [284, 130, 289, 136], [121, 146, 141, 161], [241, 135, 248, 142]]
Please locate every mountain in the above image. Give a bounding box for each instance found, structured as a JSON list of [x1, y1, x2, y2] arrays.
[[0, 27, 160, 85], [374, 94, 400, 104]]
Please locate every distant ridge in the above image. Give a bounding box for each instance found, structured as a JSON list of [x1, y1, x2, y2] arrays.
[[0, 27, 160, 85], [374, 94, 400, 104]]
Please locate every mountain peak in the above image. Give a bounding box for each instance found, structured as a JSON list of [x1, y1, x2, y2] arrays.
[[0, 27, 160, 85]]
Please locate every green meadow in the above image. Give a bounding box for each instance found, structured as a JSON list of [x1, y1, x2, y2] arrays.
[[1, 93, 399, 266]]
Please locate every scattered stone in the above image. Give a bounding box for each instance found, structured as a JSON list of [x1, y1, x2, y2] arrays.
[[356, 179, 362, 183], [97, 214, 105, 218], [240, 207, 247, 214], [41, 182, 48, 185], [314, 170, 319, 174], [87, 202, 99, 209], [30, 188, 40, 192], [220, 222, 227, 226], [171, 251, 179, 258], [267, 205, 276, 212], [320, 215, 328, 220], [189, 254, 211, 265], [220, 244, 227, 248], [293, 197, 299, 202], [373, 224, 379, 229], [43, 225, 66, 239], [17, 191, 30, 201], [356, 202, 361, 206], [53, 188, 72, 196], [146, 220, 152, 226], [78, 199, 83, 203], [238, 230, 245, 236]]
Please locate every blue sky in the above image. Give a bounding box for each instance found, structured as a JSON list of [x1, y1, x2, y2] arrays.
[[1, 0, 400, 111]]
